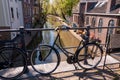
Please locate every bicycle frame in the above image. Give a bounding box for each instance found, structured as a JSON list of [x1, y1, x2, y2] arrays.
[[50, 28, 83, 58], [41, 28, 83, 62], [42, 26, 101, 63]]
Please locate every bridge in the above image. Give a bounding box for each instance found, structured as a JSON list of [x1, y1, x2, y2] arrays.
[[0, 27, 120, 79]]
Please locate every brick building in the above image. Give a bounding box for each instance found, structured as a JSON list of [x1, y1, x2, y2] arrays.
[[32, 0, 40, 27], [72, 0, 98, 33], [72, 0, 120, 49], [84, 0, 120, 47], [22, 0, 33, 28]]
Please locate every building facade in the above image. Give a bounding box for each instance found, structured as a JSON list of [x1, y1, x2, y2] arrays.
[[72, 0, 120, 48], [84, 0, 120, 46], [72, 0, 98, 34], [0, 0, 24, 39], [32, 0, 40, 27], [22, 0, 33, 29]]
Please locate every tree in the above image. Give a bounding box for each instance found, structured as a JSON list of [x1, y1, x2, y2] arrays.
[[53, 0, 80, 20], [41, 0, 79, 19], [39, 0, 79, 23]]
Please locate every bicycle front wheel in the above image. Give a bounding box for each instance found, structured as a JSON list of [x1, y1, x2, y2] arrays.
[[76, 43, 103, 69], [0, 47, 27, 79], [30, 45, 60, 75]]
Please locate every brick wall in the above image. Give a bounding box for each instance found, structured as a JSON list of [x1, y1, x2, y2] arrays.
[[85, 15, 119, 44]]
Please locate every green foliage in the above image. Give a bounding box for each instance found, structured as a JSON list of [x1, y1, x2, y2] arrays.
[[42, 0, 79, 17]]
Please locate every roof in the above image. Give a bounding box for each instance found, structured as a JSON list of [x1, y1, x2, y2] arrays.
[[116, 0, 120, 5], [88, 1, 107, 13], [88, 0, 120, 14], [110, 8, 120, 14]]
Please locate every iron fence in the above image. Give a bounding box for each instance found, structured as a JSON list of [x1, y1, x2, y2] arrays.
[[0, 26, 120, 52]]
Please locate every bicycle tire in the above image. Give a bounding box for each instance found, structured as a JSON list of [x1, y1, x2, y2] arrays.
[[30, 44, 60, 75], [76, 43, 103, 69], [0, 47, 27, 79]]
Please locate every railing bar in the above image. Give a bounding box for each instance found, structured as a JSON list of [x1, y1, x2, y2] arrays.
[[0, 26, 120, 32], [25, 26, 120, 31], [0, 29, 19, 32]]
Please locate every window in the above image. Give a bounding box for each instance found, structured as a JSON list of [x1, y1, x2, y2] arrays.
[[11, 7, 14, 19], [28, 0, 30, 4], [98, 18, 103, 33], [29, 8, 32, 16], [119, 19, 120, 26], [16, 8, 19, 19], [91, 17, 96, 27], [116, 19, 120, 34], [15, 0, 17, 2], [108, 20, 114, 34], [86, 17, 89, 25]]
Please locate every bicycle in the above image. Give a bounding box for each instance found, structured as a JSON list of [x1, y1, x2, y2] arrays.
[[30, 26, 103, 75], [0, 35, 27, 80]]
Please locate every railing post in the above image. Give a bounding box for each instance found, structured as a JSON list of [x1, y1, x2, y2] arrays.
[[86, 25, 90, 43], [19, 26, 29, 73], [19, 26, 26, 51]]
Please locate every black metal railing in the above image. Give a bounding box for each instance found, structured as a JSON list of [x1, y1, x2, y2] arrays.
[[0, 26, 120, 51]]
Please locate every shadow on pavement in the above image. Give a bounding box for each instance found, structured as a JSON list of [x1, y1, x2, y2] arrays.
[[74, 67, 120, 80], [18, 66, 120, 80]]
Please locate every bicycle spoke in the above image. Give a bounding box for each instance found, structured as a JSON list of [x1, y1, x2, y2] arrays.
[[77, 43, 103, 69], [31, 45, 60, 75]]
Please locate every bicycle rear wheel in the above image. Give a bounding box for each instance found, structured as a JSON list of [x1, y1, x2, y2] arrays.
[[0, 47, 27, 79], [76, 43, 103, 69], [30, 45, 60, 75]]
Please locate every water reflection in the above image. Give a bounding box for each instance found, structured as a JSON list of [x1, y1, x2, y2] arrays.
[[33, 22, 80, 63], [42, 22, 55, 45]]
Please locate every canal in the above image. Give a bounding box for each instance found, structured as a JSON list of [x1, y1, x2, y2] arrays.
[[27, 16, 81, 61]]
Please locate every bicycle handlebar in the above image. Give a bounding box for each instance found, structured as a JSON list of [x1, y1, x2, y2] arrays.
[[55, 25, 91, 42], [55, 25, 70, 31]]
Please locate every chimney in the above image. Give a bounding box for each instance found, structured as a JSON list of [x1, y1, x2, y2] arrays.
[[106, 0, 112, 13]]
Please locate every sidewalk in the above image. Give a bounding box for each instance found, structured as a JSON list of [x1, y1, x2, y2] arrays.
[[17, 55, 119, 80]]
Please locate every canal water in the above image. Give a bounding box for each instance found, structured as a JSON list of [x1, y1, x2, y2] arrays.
[[27, 20, 81, 62]]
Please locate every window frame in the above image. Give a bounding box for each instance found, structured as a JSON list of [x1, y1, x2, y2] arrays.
[[86, 17, 89, 25], [91, 17, 96, 27], [98, 18, 103, 33], [11, 7, 14, 19], [108, 19, 115, 34], [16, 8, 19, 19]]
